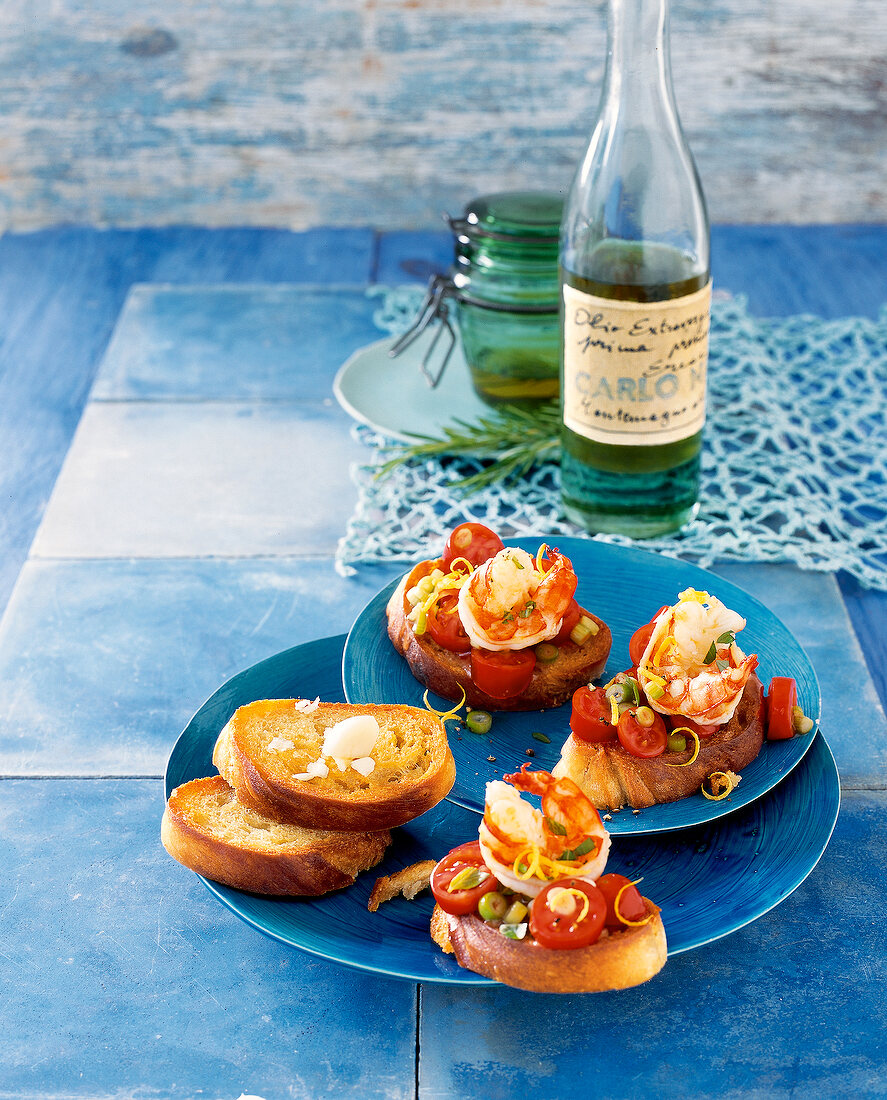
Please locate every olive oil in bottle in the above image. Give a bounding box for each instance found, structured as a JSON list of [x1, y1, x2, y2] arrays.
[[560, 0, 711, 537]]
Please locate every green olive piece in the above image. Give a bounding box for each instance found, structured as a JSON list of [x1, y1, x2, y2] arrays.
[[477, 891, 508, 921]]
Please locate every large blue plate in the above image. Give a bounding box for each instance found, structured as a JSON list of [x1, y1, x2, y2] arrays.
[[343, 537, 821, 834], [165, 634, 839, 985]]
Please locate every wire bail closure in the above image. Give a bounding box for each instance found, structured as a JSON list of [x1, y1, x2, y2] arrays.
[[390, 194, 562, 393], [387, 273, 457, 389]]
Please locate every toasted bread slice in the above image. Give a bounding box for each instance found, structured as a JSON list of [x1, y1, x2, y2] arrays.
[[431, 899, 667, 992], [213, 699, 456, 831], [554, 675, 765, 811], [161, 775, 391, 896], [386, 562, 612, 711]]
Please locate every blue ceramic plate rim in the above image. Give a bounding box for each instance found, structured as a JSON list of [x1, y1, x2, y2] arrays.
[[342, 536, 821, 834], [165, 634, 839, 985]]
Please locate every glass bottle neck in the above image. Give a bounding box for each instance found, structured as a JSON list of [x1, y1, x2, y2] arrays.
[[602, 0, 674, 119]]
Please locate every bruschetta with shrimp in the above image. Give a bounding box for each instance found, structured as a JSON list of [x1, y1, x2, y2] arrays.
[[429, 766, 667, 992], [554, 588, 814, 811], [386, 523, 612, 712]]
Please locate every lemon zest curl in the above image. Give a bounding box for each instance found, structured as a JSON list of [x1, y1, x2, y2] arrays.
[[701, 770, 741, 800]]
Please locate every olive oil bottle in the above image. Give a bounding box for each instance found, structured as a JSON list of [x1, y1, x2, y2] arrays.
[[560, 0, 711, 537]]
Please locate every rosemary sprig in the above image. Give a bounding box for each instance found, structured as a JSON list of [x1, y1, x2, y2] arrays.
[[376, 400, 561, 494]]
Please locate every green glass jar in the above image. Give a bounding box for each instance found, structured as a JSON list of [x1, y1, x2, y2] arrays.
[[449, 191, 563, 406]]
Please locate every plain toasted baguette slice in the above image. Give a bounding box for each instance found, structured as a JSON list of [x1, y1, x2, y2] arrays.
[[554, 675, 765, 811], [386, 561, 612, 712], [161, 775, 391, 896], [213, 699, 456, 831], [431, 899, 667, 993]]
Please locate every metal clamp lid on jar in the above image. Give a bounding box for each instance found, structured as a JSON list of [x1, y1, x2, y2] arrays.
[[388, 273, 459, 388], [389, 190, 563, 389]]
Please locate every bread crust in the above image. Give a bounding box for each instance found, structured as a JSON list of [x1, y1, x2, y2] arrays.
[[161, 776, 391, 896], [431, 900, 667, 992], [213, 699, 456, 831], [386, 561, 612, 711], [367, 860, 435, 912], [553, 674, 765, 811]]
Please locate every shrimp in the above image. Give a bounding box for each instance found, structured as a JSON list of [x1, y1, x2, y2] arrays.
[[478, 766, 610, 897], [637, 589, 758, 725], [457, 545, 578, 651]]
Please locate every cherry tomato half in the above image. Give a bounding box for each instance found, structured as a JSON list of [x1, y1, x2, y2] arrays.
[[430, 842, 500, 915], [470, 647, 536, 699], [441, 523, 505, 570], [529, 878, 607, 949], [766, 676, 798, 740], [668, 714, 719, 739], [424, 591, 470, 654], [595, 873, 647, 930], [552, 599, 582, 645], [617, 708, 668, 758], [628, 606, 670, 667], [570, 686, 618, 743]]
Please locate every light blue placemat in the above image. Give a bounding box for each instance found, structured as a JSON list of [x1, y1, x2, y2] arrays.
[[337, 288, 887, 590]]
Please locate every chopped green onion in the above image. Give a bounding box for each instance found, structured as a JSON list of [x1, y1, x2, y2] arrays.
[[519, 600, 537, 619], [545, 816, 567, 837], [560, 836, 596, 861], [499, 922, 528, 940], [667, 733, 687, 753], [532, 730, 551, 744], [413, 607, 428, 635], [466, 710, 492, 735], [570, 615, 599, 645], [503, 900, 528, 924], [606, 678, 640, 706], [447, 866, 487, 892], [535, 643, 559, 664], [646, 683, 665, 701]]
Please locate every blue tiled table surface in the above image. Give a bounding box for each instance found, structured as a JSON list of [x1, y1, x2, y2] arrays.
[[1, 226, 886, 1099]]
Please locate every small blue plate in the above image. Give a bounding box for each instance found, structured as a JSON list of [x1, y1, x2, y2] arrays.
[[343, 537, 821, 834], [333, 334, 489, 445], [165, 634, 839, 984]]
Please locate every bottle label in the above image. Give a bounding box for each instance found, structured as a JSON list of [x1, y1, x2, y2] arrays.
[[562, 281, 711, 447]]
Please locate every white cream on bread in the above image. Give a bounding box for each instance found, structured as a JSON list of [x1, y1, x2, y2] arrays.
[[293, 713, 381, 781]]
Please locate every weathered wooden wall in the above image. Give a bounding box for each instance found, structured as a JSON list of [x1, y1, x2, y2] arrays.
[[0, 0, 884, 229]]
